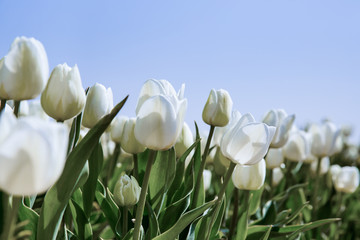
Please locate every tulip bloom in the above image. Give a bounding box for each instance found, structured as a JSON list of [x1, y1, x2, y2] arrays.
[[113, 175, 141, 207], [310, 157, 330, 175], [203, 169, 212, 191], [220, 113, 276, 165], [282, 130, 311, 162], [0, 37, 49, 100], [333, 166, 359, 194], [232, 159, 266, 190], [175, 122, 194, 158], [272, 167, 284, 187], [265, 148, 284, 169], [120, 118, 146, 154], [110, 116, 128, 143], [213, 110, 241, 147], [0, 111, 68, 196], [262, 109, 295, 148], [202, 89, 233, 127], [134, 79, 187, 150], [82, 83, 113, 128], [308, 122, 340, 157], [41, 63, 86, 121]]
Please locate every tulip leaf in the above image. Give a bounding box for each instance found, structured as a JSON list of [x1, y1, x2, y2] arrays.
[[68, 199, 92, 240], [246, 225, 273, 240], [67, 112, 83, 154], [18, 199, 39, 240], [235, 192, 253, 240], [152, 198, 217, 240], [37, 96, 128, 240], [276, 202, 310, 226], [256, 201, 277, 225], [248, 187, 264, 216], [149, 148, 176, 215], [83, 141, 104, 218], [145, 201, 160, 240]]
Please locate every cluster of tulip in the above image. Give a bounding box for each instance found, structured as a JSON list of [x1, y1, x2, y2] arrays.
[[0, 36, 359, 240]]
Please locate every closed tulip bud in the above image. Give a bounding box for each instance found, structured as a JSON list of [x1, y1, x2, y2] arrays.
[[113, 175, 141, 207], [82, 83, 113, 128], [334, 166, 359, 193], [41, 64, 86, 121], [282, 130, 311, 162], [134, 79, 187, 150], [203, 169, 212, 191], [110, 116, 128, 143], [265, 148, 284, 169], [272, 167, 284, 187], [262, 109, 295, 148], [0, 111, 68, 196], [0, 37, 49, 100], [232, 159, 266, 190], [175, 122, 193, 158], [311, 157, 330, 176], [220, 113, 276, 165], [202, 89, 233, 127], [308, 122, 340, 157], [121, 118, 146, 154]]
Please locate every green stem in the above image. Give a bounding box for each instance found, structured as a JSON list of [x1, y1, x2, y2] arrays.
[[0, 195, 21, 240], [228, 188, 239, 239], [0, 99, 6, 113], [311, 157, 322, 220], [192, 125, 215, 209], [205, 161, 236, 240], [13, 101, 20, 118], [133, 150, 157, 240], [122, 207, 128, 236], [133, 154, 139, 180]]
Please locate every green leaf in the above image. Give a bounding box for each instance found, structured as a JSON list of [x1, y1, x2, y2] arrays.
[[37, 96, 128, 240], [235, 192, 253, 240], [285, 218, 340, 239], [67, 112, 83, 153], [18, 199, 39, 240], [248, 187, 264, 216], [83, 141, 104, 218], [255, 201, 277, 225], [148, 148, 176, 215], [145, 201, 160, 240], [247, 225, 272, 240], [68, 200, 93, 240], [276, 202, 310, 226], [153, 198, 217, 240]]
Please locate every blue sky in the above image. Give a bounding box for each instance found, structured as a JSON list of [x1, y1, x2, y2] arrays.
[[1, 0, 359, 141]]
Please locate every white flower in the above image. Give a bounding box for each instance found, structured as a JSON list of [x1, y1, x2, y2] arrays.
[[41, 63, 86, 121], [0, 111, 68, 196], [203, 169, 212, 191], [232, 159, 266, 190], [121, 118, 146, 154], [272, 167, 284, 187], [113, 175, 141, 207], [134, 79, 187, 150], [0, 37, 49, 100], [110, 116, 128, 143], [175, 122, 193, 158], [333, 166, 359, 194], [202, 89, 233, 127], [213, 110, 241, 147], [282, 130, 311, 162], [220, 113, 276, 165], [310, 157, 330, 175], [308, 122, 340, 157], [265, 148, 284, 169]]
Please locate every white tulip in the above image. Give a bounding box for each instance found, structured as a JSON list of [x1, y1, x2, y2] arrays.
[[213, 110, 241, 147], [175, 122, 194, 158], [0, 111, 68, 196], [272, 167, 284, 187], [220, 113, 276, 165], [113, 175, 141, 207], [330, 164, 341, 183], [121, 118, 146, 154], [232, 159, 266, 190], [82, 83, 113, 128], [0, 37, 49, 100], [202, 89, 233, 127], [310, 157, 330, 175], [134, 79, 187, 150], [334, 166, 359, 194], [265, 148, 284, 169], [203, 169, 212, 191], [282, 130, 311, 162], [262, 109, 295, 148], [308, 122, 340, 157], [110, 116, 128, 143], [41, 63, 86, 121]]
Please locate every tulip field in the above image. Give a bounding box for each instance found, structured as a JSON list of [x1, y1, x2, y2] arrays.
[[1, 36, 360, 240]]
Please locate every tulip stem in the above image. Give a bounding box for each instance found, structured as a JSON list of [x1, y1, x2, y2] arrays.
[[192, 125, 215, 209], [0, 99, 6, 113], [133, 154, 139, 180], [0, 195, 21, 240], [311, 158, 322, 220], [122, 206, 128, 236], [13, 101, 20, 118], [133, 150, 157, 240], [228, 188, 239, 239], [205, 161, 236, 240]]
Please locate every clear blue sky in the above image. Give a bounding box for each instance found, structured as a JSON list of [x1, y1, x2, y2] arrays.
[[1, 0, 359, 142]]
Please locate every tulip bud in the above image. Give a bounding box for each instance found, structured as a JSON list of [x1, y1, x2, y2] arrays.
[[334, 166, 359, 193], [175, 122, 194, 158], [232, 159, 266, 190], [308, 122, 340, 157], [0, 111, 68, 196], [82, 83, 113, 128], [220, 113, 276, 165], [113, 175, 141, 207], [265, 148, 284, 169], [262, 109, 295, 148], [203, 169, 212, 191], [121, 118, 146, 154], [202, 89, 233, 127], [134, 79, 187, 150], [282, 130, 311, 162], [41, 63, 86, 121], [0, 37, 49, 100], [310, 157, 330, 175], [110, 116, 128, 143], [272, 167, 284, 187]]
